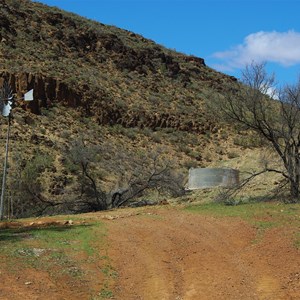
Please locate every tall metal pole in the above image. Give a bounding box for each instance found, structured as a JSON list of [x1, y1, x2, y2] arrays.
[[0, 116, 11, 220], [0, 83, 33, 220]]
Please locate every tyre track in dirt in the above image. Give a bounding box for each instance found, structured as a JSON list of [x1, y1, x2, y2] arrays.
[[105, 207, 300, 300]]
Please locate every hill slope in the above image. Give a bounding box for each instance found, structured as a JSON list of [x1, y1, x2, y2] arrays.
[[1, 0, 238, 131], [0, 0, 262, 217]]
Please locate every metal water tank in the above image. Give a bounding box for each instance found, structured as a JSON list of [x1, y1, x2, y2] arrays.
[[188, 168, 239, 190]]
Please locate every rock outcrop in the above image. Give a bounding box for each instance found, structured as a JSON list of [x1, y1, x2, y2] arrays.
[[0, 0, 235, 135], [0, 72, 80, 114]]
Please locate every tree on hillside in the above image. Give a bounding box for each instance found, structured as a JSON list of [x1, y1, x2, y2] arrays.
[[65, 140, 184, 212], [212, 62, 300, 201], [66, 140, 108, 211]]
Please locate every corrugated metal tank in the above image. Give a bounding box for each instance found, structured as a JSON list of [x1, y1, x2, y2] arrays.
[[188, 168, 239, 190]]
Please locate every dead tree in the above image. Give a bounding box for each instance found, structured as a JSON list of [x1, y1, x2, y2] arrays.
[[66, 140, 184, 212], [213, 62, 300, 201]]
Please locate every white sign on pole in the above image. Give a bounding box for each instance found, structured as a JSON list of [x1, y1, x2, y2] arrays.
[[24, 89, 34, 101]]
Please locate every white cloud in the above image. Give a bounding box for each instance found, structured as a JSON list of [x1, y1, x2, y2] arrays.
[[212, 30, 300, 70]]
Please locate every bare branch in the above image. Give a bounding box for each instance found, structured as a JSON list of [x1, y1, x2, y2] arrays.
[[210, 62, 300, 200]]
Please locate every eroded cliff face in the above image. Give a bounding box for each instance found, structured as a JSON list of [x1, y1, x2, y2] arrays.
[[0, 0, 237, 135], [0, 72, 80, 114], [0, 71, 216, 134]]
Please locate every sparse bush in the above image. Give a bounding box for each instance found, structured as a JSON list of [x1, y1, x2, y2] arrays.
[[227, 151, 239, 159], [123, 127, 139, 140], [184, 160, 199, 170], [151, 133, 162, 143], [7, 151, 55, 218]]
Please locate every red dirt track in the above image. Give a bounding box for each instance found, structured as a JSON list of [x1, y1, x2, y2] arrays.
[[106, 207, 300, 300], [0, 206, 299, 299]]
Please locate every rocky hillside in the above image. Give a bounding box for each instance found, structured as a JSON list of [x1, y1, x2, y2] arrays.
[[0, 0, 258, 217], [0, 0, 238, 131]]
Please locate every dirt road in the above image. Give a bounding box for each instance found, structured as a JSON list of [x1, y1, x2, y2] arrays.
[[0, 205, 299, 299], [106, 206, 300, 300]]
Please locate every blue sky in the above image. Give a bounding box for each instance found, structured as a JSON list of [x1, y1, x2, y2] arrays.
[[34, 0, 300, 86]]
